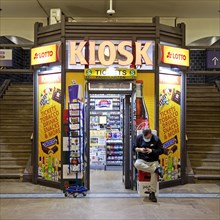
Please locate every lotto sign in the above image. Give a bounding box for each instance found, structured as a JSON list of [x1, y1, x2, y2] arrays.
[[161, 45, 189, 67], [31, 44, 58, 65]]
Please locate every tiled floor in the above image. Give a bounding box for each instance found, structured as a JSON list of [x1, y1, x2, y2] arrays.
[[0, 170, 220, 220]]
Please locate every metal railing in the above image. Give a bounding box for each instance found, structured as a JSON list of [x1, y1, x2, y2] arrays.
[[0, 79, 11, 98]]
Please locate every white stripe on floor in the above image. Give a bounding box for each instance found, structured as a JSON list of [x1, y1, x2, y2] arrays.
[[0, 192, 219, 199]]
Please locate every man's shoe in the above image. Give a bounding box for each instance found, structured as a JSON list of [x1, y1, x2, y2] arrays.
[[155, 166, 164, 179], [149, 192, 157, 202]]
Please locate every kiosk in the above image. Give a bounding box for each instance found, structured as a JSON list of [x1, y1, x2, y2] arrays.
[[31, 16, 189, 191]]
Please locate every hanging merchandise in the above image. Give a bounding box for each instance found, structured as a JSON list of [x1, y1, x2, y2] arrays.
[[65, 101, 87, 197], [136, 80, 150, 133]]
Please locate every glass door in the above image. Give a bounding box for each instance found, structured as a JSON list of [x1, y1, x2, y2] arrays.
[[122, 94, 136, 189], [84, 80, 135, 191]]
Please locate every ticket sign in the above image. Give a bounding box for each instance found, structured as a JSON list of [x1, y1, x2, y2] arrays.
[[31, 44, 58, 65], [84, 68, 137, 79], [161, 45, 189, 67]]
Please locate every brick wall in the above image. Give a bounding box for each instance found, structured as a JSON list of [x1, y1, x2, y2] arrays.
[[0, 36, 33, 85], [187, 50, 219, 85], [189, 50, 206, 71], [187, 74, 205, 84]]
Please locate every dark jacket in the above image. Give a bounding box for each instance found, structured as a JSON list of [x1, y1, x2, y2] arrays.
[[133, 134, 164, 162]]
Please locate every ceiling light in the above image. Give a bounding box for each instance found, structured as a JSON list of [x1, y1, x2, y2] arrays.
[[107, 0, 115, 16]]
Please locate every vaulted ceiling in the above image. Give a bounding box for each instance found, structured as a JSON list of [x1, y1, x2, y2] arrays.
[[0, 0, 219, 22]]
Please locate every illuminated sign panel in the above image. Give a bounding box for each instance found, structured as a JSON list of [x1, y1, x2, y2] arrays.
[[31, 44, 58, 65], [69, 40, 154, 66], [84, 68, 137, 79], [0, 49, 12, 67], [161, 45, 189, 67], [206, 50, 220, 69]]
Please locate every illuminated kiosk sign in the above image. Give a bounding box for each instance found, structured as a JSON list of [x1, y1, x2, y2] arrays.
[[161, 45, 189, 67], [31, 44, 58, 66], [84, 68, 137, 79], [69, 40, 154, 66]]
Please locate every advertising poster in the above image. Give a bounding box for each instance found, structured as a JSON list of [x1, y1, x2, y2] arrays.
[[159, 74, 181, 181], [95, 99, 113, 110], [63, 72, 85, 146], [65, 72, 85, 108], [136, 73, 155, 133], [38, 73, 62, 182]]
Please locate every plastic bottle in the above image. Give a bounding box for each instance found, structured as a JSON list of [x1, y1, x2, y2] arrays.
[[41, 156, 45, 178], [38, 156, 42, 177], [54, 158, 59, 181], [44, 157, 48, 180], [167, 151, 173, 180], [136, 80, 150, 130], [48, 155, 52, 180]]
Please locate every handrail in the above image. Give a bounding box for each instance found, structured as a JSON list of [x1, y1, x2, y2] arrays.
[[0, 79, 11, 98], [30, 133, 33, 141], [215, 80, 220, 91]]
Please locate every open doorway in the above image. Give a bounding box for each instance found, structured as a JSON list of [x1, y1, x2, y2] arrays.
[[84, 81, 136, 192]]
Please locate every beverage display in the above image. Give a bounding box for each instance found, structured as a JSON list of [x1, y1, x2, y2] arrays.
[[136, 80, 150, 130], [162, 145, 179, 180]]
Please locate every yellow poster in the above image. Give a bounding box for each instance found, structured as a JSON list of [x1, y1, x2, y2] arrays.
[[38, 73, 61, 181], [159, 74, 181, 181], [136, 73, 155, 131], [63, 72, 85, 180], [65, 72, 85, 108]]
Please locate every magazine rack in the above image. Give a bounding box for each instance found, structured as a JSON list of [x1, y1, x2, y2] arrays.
[[65, 101, 87, 197]]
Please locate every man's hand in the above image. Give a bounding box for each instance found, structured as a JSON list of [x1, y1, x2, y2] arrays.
[[144, 148, 152, 154], [138, 148, 152, 154]]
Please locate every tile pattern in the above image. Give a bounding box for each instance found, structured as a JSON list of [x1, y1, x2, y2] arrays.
[[0, 170, 220, 220]]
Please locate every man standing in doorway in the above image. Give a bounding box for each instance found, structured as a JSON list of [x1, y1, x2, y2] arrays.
[[134, 128, 164, 202]]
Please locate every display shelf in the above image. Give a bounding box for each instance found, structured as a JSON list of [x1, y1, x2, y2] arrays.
[[106, 142, 123, 166], [106, 158, 123, 166], [106, 128, 123, 166], [106, 140, 123, 144], [89, 95, 123, 168]]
